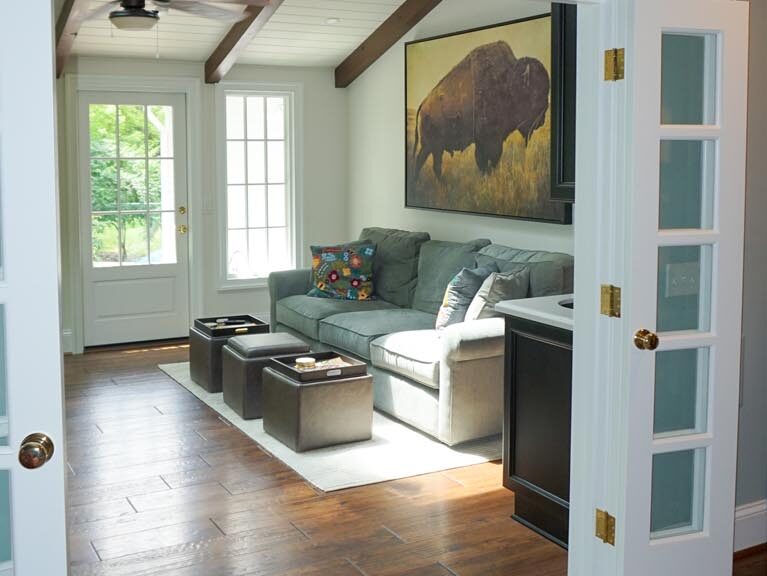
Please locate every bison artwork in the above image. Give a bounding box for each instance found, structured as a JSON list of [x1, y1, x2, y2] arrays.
[[411, 41, 550, 180], [405, 15, 567, 223]]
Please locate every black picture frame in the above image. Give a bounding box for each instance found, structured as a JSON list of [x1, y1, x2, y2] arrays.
[[551, 3, 577, 203], [404, 14, 573, 225]]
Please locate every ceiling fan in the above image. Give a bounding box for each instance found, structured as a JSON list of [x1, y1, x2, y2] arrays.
[[86, 0, 272, 31]]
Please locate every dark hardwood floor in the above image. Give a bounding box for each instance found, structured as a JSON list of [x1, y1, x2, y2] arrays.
[[64, 343, 766, 576]]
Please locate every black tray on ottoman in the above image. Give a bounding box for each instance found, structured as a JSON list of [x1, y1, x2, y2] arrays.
[[189, 315, 268, 393]]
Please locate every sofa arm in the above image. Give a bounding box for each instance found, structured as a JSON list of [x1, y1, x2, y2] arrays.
[[441, 318, 505, 363], [268, 269, 312, 330]]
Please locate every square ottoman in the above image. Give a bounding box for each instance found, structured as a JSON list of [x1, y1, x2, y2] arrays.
[[262, 366, 373, 452], [189, 315, 268, 393], [222, 333, 310, 420]]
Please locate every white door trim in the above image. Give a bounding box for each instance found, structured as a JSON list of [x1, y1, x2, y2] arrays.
[[63, 74, 203, 353]]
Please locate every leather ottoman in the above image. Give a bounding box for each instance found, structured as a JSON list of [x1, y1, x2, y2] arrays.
[[262, 366, 373, 452], [189, 315, 268, 393], [221, 333, 310, 419]]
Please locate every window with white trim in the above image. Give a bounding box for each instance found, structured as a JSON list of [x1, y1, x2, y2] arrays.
[[224, 91, 294, 280]]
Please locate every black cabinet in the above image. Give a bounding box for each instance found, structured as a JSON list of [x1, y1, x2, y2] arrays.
[[503, 315, 573, 548]]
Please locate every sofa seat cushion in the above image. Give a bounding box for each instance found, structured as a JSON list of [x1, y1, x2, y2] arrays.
[[370, 330, 442, 389], [276, 295, 398, 341], [319, 309, 437, 360]]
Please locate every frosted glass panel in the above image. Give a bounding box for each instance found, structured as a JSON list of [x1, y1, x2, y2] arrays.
[[661, 34, 717, 125], [657, 245, 712, 332], [654, 348, 709, 437], [651, 449, 706, 538], [0, 306, 7, 446], [0, 471, 10, 564], [659, 140, 715, 230]]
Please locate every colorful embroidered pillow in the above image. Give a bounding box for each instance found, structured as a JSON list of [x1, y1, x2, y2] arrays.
[[307, 243, 377, 300]]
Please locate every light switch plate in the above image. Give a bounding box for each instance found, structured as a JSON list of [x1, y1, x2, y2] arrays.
[[665, 262, 700, 297]]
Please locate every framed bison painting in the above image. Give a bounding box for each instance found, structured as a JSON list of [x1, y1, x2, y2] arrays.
[[405, 14, 572, 224]]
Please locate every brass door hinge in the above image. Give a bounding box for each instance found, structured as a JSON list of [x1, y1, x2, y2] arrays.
[[596, 508, 616, 545], [600, 284, 622, 318], [604, 48, 625, 81]]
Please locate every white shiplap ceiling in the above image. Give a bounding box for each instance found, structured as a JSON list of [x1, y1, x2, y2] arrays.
[[71, 0, 403, 67]]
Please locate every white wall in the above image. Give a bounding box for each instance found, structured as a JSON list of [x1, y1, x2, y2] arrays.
[[346, 0, 574, 253], [57, 57, 348, 348]]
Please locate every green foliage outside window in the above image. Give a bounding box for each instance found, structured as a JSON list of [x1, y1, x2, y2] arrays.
[[89, 104, 170, 264]]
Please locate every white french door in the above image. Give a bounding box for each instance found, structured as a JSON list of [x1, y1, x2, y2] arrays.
[[78, 92, 190, 346], [0, 0, 68, 574], [572, 1, 749, 575]]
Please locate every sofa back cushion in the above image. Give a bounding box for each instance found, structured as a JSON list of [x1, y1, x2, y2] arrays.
[[358, 227, 430, 307], [475, 244, 574, 297], [412, 239, 491, 315]]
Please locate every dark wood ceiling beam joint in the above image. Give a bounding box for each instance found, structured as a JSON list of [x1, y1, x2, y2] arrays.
[[334, 0, 444, 89], [205, 0, 284, 84], [55, 0, 91, 78]]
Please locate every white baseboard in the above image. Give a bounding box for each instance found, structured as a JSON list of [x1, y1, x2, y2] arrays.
[[61, 329, 74, 354], [734, 499, 767, 552]]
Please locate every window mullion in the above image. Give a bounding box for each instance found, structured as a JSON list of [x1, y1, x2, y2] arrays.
[[263, 96, 270, 268], [116, 106, 123, 266], [144, 106, 151, 265], [242, 96, 251, 275]]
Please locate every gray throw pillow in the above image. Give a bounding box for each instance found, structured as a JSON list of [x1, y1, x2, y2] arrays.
[[465, 268, 530, 321], [435, 265, 497, 330]]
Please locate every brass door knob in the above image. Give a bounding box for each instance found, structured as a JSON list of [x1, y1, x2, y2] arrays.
[[18, 433, 54, 469], [634, 329, 659, 351], [177, 224, 188, 235], [178, 206, 187, 215]]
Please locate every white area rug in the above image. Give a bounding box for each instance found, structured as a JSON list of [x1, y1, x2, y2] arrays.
[[159, 362, 501, 492]]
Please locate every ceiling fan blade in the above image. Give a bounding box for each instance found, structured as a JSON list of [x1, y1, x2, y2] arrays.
[[84, 1, 121, 21], [200, 0, 271, 5], [159, 1, 247, 21]]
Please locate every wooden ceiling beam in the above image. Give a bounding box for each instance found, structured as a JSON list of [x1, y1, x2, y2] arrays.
[[334, 0, 443, 89], [55, 0, 91, 78], [205, 0, 284, 84]]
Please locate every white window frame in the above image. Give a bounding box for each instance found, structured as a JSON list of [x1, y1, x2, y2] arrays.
[[216, 81, 303, 290]]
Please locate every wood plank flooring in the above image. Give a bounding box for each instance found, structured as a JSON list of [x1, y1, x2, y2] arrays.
[[64, 343, 766, 576]]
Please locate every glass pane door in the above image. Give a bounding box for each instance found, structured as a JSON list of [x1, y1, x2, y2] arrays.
[[89, 103, 177, 268], [649, 30, 718, 541], [617, 2, 749, 574]]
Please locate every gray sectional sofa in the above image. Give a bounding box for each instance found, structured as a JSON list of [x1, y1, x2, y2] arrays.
[[268, 227, 573, 446]]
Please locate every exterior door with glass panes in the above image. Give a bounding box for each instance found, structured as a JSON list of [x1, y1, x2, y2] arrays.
[[0, 0, 69, 573], [602, 1, 749, 575], [79, 92, 189, 346]]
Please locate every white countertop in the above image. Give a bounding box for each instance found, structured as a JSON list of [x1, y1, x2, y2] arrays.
[[495, 294, 574, 331]]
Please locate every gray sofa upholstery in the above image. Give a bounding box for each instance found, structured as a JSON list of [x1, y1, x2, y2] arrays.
[[268, 228, 573, 446]]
